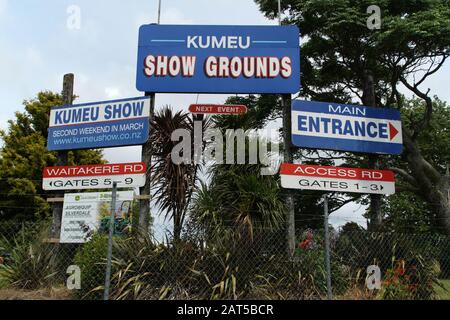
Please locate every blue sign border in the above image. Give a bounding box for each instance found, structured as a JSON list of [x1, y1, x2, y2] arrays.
[[291, 100, 403, 155], [136, 24, 301, 94], [47, 96, 150, 151]]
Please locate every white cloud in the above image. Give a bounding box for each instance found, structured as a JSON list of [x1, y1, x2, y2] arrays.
[[25, 47, 43, 66], [135, 7, 193, 29], [161, 7, 194, 24], [105, 87, 122, 99], [134, 13, 154, 29]]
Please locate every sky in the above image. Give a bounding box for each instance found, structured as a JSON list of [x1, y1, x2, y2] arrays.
[[0, 0, 449, 231]]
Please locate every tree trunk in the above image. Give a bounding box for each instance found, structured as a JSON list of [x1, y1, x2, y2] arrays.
[[402, 129, 450, 234], [173, 210, 182, 243]]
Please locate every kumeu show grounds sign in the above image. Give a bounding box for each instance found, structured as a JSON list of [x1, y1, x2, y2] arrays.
[[136, 25, 301, 93]]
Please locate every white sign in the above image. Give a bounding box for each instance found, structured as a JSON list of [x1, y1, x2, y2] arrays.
[[43, 162, 146, 191], [60, 191, 134, 243], [280, 163, 396, 195]]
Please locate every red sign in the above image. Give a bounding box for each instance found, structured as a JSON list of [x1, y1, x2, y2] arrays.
[[43, 163, 146, 178], [42, 162, 146, 191], [280, 163, 395, 195], [189, 104, 248, 115]]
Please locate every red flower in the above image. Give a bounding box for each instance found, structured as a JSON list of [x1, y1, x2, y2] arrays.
[[299, 239, 312, 250]]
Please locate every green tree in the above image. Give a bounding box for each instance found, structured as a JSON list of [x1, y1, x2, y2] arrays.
[[0, 91, 104, 221], [190, 164, 286, 242], [148, 106, 204, 242], [255, 0, 450, 233], [189, 99, 286, 244], [384, 97, 450, 233]]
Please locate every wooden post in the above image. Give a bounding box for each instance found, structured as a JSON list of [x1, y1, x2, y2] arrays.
[[138, 92, 155, 233], [282, 94, 296, 256], [363, 70, 383, 231], [51, 73, 74, 238], [323, 194, 333, 299]]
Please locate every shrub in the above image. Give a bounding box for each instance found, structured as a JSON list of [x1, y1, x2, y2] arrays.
[[381, 256, 441, 300], [0, 223, 60, 290], [73, 234, 109, 300], [295, 230, 350, 296]]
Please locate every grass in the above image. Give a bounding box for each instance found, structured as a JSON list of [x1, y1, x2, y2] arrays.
[[0, 287, 71, 300], [435, 280, 450, 300]]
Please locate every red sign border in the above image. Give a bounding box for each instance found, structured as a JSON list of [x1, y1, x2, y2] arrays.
[[280, 163, 395, 182], [189, 104, 248, 115], [43, 162, 146, 178]]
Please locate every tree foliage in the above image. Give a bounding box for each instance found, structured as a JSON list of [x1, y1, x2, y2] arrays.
[[0, 91, 104, 221], [148, 106, 204, 242], [255, 0, 450, 233]]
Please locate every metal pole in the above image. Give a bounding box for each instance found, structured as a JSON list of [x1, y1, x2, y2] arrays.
[[104, 182, 117, 300], [278, 0, 282, 25], [157, 0, 162, 24], [323, 194, 332, 300]]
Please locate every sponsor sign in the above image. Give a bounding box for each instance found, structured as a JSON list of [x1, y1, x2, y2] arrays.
[[42, 162, 146, 191], [136, 25, 300, 93], [60, 191, 134, 243], [47, 97, 150, 151], [280, 163, 396, 195], [291, 100, 403, 154], [189, 104, 247, 115]]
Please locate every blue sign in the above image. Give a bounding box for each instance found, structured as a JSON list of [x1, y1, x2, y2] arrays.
[[136, 25, 300, 94], [47, 97, 150, 151], [291, 100, 403, 155]]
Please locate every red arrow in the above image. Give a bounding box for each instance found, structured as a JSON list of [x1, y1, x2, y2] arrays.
[[389, 123, 399, 140]]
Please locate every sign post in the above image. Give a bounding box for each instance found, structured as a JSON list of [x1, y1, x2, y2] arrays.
[[103, 181, 117, 301], [139, 92, 155, 233], [282, 95, 296, 256], [323, 195, 332, 300], [51, 73, 74, 238]]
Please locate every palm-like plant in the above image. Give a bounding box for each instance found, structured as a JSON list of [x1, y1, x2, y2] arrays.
[[148, 107, 205, 243], [191, 163, 285, 243]]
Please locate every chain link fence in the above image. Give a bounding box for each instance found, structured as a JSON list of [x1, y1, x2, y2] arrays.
[[0, 220, 449, 300]]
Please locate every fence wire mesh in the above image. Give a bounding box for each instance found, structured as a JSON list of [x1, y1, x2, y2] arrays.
[[0, 220, 449, 300]]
